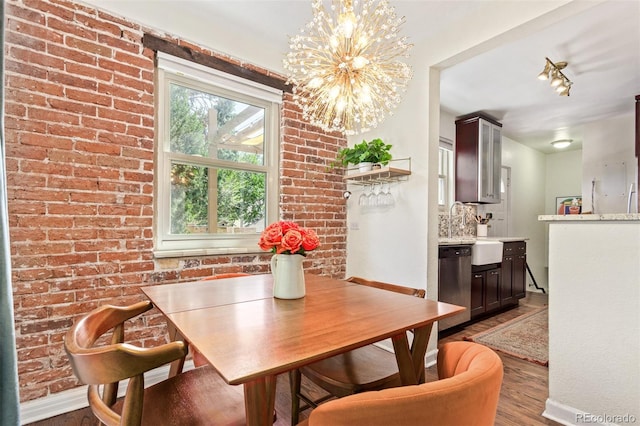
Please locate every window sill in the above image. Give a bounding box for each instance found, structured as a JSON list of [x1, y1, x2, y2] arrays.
[[153, 247, 264, 259]]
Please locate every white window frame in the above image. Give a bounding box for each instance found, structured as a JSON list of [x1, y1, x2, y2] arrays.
[[154, 53, 281, 258], [438, 137, 454, 211]]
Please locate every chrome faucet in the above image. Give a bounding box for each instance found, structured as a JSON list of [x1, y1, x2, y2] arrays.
[[448, 201, 466, 239]]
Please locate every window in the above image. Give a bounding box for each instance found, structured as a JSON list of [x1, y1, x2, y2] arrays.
[[155, 53, 281, 257], [438, 137, 454, 210]]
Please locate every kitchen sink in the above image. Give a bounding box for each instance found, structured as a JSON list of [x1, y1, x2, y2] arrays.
[[471, 240, 503, 265]]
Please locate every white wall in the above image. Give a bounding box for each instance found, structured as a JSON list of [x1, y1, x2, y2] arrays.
[[546, 150, 583, 215], [582, 113, 636, 214], [500, 137, 547, 290], [440, 109, 456, 142], [344, 64, 431, 289], [545, 219, 640, 425], [543, 149, 582, 276]]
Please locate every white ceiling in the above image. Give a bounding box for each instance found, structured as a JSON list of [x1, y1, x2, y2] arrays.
[[83, 0, 640, 154]]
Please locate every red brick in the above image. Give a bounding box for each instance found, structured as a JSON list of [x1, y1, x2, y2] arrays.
[[97, 106, 141, 124], [47, 15, 97, 40], [97, 33, 140, 54], [66, 35, 112, 57], [6, 75, 64, 97], [47, 43, 97, 65], [48, 97, 97, 116], [27, 107, 80, 126], [65, 85, 113, 104], [7, 1, 347, 405]]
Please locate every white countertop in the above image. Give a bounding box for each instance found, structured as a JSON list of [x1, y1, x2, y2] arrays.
[[438, 236, 528, 245], [538, 213, 640, 222]]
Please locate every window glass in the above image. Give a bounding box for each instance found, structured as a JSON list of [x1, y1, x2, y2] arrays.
[[438, 138, 454, 209], [155, 54, 280, 256], [170, 162, 266, 235], [169, 83, 265, 165]]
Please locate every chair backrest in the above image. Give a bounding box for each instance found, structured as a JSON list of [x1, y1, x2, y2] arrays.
[[346, 276, 426, 298], [304, 341, 503, 426], [202, 272, 250, 281], [64, 301, 188, 426]]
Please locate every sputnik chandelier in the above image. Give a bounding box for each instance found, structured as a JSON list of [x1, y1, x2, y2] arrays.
[[283, 0, 413, 135], [537, 57, 572, 96]]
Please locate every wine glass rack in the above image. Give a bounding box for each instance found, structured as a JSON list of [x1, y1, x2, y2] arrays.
[[343, 158, 411, 186]]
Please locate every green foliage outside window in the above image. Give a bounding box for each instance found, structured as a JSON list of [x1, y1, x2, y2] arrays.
[[169, 85, 266, 234]]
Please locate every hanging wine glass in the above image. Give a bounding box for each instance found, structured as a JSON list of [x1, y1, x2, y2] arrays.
[[368, 183, 379, 207], [359, 185, 370, 207], [384, 182, 395, 206]]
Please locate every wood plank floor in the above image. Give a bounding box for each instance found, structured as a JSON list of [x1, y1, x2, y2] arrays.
[[28, 295, 559, 426]]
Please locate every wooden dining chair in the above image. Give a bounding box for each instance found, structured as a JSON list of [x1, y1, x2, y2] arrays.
[[297, 341, 504, 426], [64, 300, 245, 426], [192, 272, 250, 367], [289, 276, 426, 425]]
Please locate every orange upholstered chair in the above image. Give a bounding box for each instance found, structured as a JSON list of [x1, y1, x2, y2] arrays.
[[298, 341, 503, 426], [290, 276, 426, 425], [193, 272, 250, 367]]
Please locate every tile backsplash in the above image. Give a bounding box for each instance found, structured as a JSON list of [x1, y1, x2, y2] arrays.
[[438, 204, 478, 238]]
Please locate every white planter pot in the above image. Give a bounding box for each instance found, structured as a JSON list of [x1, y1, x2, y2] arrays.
[[358, 162, 373, 172]]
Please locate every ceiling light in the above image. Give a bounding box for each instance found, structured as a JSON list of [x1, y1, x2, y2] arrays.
[[538, 57, 572, 97], [283, 0, 413, 135], [537, 62, 551, 80], [551, 139, 572, 149]]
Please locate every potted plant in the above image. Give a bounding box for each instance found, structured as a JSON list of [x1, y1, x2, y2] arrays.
[[333, 138, 393, 172]]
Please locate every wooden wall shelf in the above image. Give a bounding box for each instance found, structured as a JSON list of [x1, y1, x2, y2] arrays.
[[343, 158, 411, 185]]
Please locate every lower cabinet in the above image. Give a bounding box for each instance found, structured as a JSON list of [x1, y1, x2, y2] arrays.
[[471, 240, 527, 320], [470, 264, 501, 318], [502, 241, 527, 302]]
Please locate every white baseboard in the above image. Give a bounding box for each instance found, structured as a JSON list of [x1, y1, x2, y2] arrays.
[[543, 398, 618, 426], [20, 361, 194, 425]]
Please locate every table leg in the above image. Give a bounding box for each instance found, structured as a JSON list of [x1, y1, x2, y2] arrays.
[[391, 323, 434, 385], [410, 324, 433, 383], [244, 375, 277, 426]]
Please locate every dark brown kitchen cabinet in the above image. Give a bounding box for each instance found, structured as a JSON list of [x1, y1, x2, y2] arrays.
[[470, 264, 501, 319], [636, 94, 639, 157], [455, 114, 502, 204], [636, 95, 639, 213], [502, 241, 527, 303]]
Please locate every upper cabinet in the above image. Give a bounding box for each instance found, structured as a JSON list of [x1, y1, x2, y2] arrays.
[[636, 95, 640, 157], [455, 114, 502, 204]]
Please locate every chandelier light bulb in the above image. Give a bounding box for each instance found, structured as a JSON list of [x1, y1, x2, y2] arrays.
[[283, 0, 413, 135]]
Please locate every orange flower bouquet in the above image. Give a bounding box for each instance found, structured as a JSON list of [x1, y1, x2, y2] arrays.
[[259, 221, 320, 255]]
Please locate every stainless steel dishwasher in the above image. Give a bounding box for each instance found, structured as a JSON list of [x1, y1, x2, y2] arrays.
[[438, 245, 472, 331]]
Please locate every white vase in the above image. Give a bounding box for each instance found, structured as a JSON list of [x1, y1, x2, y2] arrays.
[[270, 254, 306, 299]]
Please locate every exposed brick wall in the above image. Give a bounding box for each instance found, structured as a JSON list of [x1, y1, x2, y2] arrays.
[[5, 0, 347, 403]]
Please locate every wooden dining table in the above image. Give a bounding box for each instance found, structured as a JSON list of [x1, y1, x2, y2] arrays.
[[141, 273, 464, 426]]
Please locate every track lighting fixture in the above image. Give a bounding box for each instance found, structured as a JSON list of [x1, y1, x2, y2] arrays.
[[538, 57, 572, 97]]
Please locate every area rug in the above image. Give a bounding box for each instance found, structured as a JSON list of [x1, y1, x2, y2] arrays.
[[464, 306, 548, 366]]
